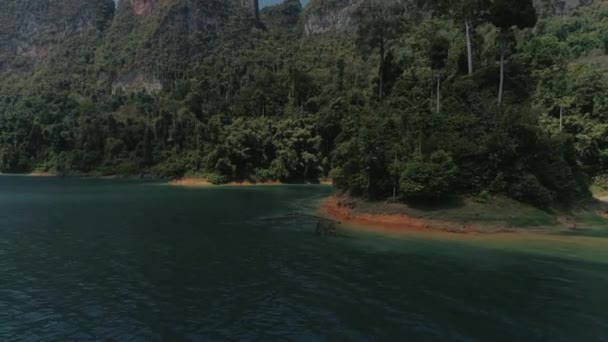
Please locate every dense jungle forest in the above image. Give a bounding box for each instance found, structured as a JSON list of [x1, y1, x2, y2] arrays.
[[1, 0, 608, 207]]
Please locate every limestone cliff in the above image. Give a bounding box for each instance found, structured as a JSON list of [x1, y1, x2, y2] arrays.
[[301, 0, 362, 36], [0, 0, 114, 74], [130, 0, 172, 16], [98, 0, 257, 92], [1, 0, 596, 94], [300, 0, 596, 36], [262, 0, 303, 28]]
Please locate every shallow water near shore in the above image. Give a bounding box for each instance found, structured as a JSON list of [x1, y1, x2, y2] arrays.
[[1, 176, 607, 340]]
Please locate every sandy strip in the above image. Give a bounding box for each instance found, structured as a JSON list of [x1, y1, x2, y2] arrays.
[[168, 178, 332, 187]]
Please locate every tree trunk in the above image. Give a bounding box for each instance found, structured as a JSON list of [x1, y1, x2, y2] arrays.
[[379, 38, 385, 99], [498, 45, 505, 106], [436, 75, 441, 114], [393, 150, 397, 200], [379, 53, 384, 99], [560, 105, 563, 132], [465, 20, 473, 75], [379, 65, 384, 98], [368, 169, 372, 194], [418, 129, 423, 156]]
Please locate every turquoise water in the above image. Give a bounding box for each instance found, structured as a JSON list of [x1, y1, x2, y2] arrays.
[[1, 176, 607, 340]]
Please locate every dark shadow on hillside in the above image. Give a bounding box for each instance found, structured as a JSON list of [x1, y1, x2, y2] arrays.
[[402, 196, 467, 211]]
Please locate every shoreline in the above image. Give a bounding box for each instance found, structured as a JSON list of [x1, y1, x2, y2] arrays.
[[319, 196, 489, 235], [0, 172, 154, 180], [318, 196, 606, 236], [168, 177, 333, 187], [28, 171, 56, 177], [168, 178, 280, 187], [0, 172, 58, 177], [0, 173, 334, 187]]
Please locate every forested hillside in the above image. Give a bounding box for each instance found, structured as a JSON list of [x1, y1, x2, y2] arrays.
[[0, 0, 607, 208]]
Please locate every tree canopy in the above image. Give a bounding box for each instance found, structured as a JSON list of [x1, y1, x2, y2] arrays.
[[0, 0, 607, 208]]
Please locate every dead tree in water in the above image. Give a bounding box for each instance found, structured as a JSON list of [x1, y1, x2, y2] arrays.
[[316, 220, 338, 237]]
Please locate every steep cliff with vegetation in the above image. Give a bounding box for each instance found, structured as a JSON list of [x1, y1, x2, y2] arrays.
[[98, 0, 253, 92], [0, 0, 607, 209], [0, 0, 115, 74]]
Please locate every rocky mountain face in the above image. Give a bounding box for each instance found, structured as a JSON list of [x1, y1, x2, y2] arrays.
[[0, 0, 260, 92], [100, 0, 274, 92], [98, 0, 239, 92], [129, 0, 171, 16], [300, 0, 597, 36], [0, 0, 114, 74], [301, 0, 362, 35], [0, 0, 597, 91], [262, 0, 303, 28]]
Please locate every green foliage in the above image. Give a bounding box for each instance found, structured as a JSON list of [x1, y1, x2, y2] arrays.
[[0, 0, 605, 210], [399, 151, 458, 200], [355, 0, 405, 98], [430, 35, 450, 71], [490, 0, 537, 31], [509, 174, 554, 208]]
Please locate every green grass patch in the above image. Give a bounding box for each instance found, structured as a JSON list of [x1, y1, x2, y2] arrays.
[[573, 212, 608, 227], [350, 196, 559, 230]]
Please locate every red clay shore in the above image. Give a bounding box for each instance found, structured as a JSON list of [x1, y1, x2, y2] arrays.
[[169, 178, 281, 187], [169, 177, 332, 187], [28, 171, 56, 177], [320, 196, 502, 235]]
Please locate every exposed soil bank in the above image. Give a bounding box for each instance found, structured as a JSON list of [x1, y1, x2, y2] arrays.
[[168, 177, 332, 187], [28, 171, 56, 177], [0, 172, 161, 180], [169, 178, 280, 187], [0, 172, 57, 177], [2, 173, 334, 187], [320, 196, 487, 234], [320, 195, 608, 235]]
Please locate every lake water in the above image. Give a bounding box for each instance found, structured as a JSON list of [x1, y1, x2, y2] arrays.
[[1, 176, 607, 341]]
